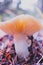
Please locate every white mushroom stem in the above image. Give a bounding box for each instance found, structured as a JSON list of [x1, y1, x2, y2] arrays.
[[14, 33, 29, 59]]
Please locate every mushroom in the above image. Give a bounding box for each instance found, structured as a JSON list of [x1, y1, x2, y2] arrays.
[[0, 14, 43, 58]]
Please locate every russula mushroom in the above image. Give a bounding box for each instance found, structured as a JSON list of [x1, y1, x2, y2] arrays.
[[0, 14, 43, 58]]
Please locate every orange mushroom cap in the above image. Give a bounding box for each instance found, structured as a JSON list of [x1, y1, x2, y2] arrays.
[[0, 15, 42, 35]]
